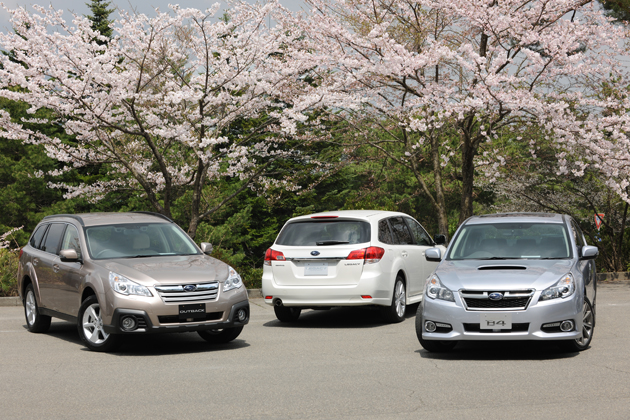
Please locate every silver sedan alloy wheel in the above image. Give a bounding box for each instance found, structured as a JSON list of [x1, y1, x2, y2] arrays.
[[82, 303, 109, 345], [576, 301, 594, 346], [25, 290, 37, 326], [394, 281, 406, 318]]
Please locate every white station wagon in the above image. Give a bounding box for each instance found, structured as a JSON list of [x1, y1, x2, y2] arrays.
[[262, 210, 447, 323]]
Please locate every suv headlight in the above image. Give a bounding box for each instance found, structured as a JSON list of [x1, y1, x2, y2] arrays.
[[109, 272, 153, 297], [540, 274, 575, 301], [425, 274, 455, 302], [223, 266, 243, 292]]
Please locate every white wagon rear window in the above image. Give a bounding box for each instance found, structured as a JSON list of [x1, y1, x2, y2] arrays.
[[276, 220, 371, 246]]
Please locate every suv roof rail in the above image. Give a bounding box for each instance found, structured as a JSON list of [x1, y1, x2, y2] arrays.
[[43, 214, 85, 226], [132, 211, 173, 223]]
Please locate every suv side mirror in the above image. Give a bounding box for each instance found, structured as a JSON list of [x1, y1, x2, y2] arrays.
[[59, 249, 80, 262], [425, 247, 442, 262], [433, 234, 447, 246], [200, 242, 213, 255], [580, 245, 598, 260]]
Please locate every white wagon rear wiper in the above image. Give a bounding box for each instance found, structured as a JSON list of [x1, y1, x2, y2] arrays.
[[316, 240, 350, 246]]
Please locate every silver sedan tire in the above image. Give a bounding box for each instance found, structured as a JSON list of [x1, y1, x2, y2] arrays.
[[559, 298, 595, 352]]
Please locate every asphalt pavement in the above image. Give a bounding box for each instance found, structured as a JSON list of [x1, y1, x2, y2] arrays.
[[1, 282, 629, 420]]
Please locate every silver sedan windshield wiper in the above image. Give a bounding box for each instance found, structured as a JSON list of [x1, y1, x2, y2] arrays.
[[477, 257, 513, 260]]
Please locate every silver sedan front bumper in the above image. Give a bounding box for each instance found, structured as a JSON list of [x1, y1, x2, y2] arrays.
[[421, 291, 583, 341]]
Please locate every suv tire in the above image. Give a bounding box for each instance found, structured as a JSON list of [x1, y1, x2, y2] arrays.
[[77, 295, 121, 352], [24, 284, 51, 333]]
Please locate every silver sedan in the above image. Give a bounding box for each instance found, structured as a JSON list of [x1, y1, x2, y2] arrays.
[[416, 212, 597, 352]]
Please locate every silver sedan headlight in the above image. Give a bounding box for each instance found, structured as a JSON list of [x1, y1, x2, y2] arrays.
[[425, 274, 455, 302], [223, 266, 243, 292], [540, 273, 575, 301], [109, 272, 153, 297]]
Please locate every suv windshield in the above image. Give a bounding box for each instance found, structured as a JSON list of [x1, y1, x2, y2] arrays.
[[276, 220, 371, 246], [85, 223, 200, 259], [447, 222, 573, 260]]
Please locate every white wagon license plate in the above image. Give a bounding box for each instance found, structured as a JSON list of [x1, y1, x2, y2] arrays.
[[304, 262, 328, 276], [480, 313, 512, 329]]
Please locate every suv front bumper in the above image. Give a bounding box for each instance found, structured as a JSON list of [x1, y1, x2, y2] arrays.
[[103, 300, 249, 334]]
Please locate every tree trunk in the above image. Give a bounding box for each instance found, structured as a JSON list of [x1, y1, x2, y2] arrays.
[[616, 199, 628, 271], [431, 135, 449, 239], [459, 132, 475, 225], [187, 158, 207, 240]]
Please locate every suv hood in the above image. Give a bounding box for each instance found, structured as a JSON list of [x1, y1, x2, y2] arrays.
[[436, 259, 573, 291], [96, 255, 229, 286]]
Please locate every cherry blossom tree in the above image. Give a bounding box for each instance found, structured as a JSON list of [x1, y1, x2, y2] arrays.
[[0, 1, 315, 238], [281, 0, 629, 235]]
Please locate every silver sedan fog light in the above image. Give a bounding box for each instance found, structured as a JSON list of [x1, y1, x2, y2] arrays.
[[560, 320, 574, 332], [425, 321, 437, 332]]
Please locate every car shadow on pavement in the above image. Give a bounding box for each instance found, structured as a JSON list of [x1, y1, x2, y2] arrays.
[[263, 303, 419, 329], [415, 340, 581, 361], [34, 321, 250, 355], [111, 334, 250, 356]]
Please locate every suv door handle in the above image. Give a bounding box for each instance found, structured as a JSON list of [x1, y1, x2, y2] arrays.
[[53, 264, 60, 273]]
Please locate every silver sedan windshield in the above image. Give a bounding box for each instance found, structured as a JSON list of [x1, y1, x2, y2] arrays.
[[447, 222, 573, 260]]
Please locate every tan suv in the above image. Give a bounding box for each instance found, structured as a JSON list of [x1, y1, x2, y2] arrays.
[[17, 212, 249, 351]]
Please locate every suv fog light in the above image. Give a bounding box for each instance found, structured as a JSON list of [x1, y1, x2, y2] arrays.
[[236, 308, 247, 322], [560, 320, 574, 332], [121, 315, 137, 331], [425, 321, 437, 332]]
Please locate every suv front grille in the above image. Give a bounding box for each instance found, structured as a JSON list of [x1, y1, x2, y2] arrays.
[[460, 289, 534, 311], [154, 282, 219, 303], [158, 312, 223, 324]]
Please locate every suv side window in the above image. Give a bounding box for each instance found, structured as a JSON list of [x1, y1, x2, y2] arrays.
[[41, 223, 66, 255], [378, 219, 394, 244], [389, 217, 414, 245], [60, 225, 82, 259], [30, 224, 48, 249], [404, 217, 432, 246]]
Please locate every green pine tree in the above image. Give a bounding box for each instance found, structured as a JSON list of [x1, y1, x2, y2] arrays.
[[600, 0, 630, 23], [85, 0, 114, 43]]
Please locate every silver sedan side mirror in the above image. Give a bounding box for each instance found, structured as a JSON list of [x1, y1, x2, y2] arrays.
[[581, 245, 598, 260], [200, 243, 213, 255], [425, 247, 442, 262], [59, 249, 80, 262]]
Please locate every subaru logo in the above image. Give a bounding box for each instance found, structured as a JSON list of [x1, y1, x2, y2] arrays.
[[183, 285, 197, 292], [488, 292, 504, 301], [311, 251, 320, 256]]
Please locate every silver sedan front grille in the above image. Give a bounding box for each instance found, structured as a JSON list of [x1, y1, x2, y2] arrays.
[[460, 289, 534, 311], [154, 282, 219, 303]]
